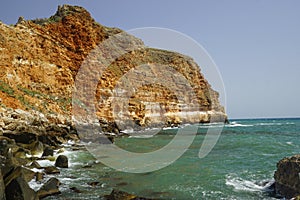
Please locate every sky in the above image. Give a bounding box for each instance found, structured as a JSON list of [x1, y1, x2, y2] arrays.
[[0, 0, 299, 119]]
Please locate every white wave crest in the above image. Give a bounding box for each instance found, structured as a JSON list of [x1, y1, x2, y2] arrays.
[[225, 174, 274, 192]]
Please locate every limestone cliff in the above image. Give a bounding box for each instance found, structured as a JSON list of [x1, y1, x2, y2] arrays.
[[0, 5, 227, 134]]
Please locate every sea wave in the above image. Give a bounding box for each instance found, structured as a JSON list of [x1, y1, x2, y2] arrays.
[[225, 174, 274, 192], [225, 121, 253, 127]]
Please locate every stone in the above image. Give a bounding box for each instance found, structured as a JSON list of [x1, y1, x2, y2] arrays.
[[104, 189, 154, 200], [274, 154, 300, 198], [43, 166, 60, 174], [55, 155, 68, 168], [30, 141, 44, 155], [35, 172, 44, 182], [0, 169, 5, 200], [88, 181, 100, 187], [3, 132, 36, 145], [37, 177, 61, 199], [5, 176, 37, 200], [70, 186, 82, 193], [29, 161, 42, 169], [4, 166, 35, 186], [42, 146, 54, 157]]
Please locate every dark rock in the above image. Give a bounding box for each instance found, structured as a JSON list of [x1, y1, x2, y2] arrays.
[[88, 181, 100, 187], [0, 169, 5, 200], [37, 177, 61, 199], [42, 146, 54, 157], [43, 166, 60, 174], [35, 172, 44, 182], [29, 161, 42, 169], [55, 155, 68, 168], [3, 132, 37, 144], [274, 154, 300, 198], [104, 189, 154, 200], [70, 186, 82, 193], [5, 176, 37, 200]]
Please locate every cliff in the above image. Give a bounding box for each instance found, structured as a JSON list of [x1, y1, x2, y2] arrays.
[[274, 155, 300, 198], [0, 5, 227, 134]]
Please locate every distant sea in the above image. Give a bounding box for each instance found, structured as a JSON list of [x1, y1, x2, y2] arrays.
[[35, 118, 300, 199]]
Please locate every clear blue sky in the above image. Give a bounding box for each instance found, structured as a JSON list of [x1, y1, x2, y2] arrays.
[[1, 0, 300, 119]]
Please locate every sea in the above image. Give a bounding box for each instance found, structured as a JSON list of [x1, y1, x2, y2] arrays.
[[32, 118, 300, 199]]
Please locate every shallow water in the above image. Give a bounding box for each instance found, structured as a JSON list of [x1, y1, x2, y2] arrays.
[[40, 118, 300, 199]]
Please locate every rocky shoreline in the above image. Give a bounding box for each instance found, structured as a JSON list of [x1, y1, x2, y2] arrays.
[[0, 107, 156, 200], [0, 107, 77, 199]]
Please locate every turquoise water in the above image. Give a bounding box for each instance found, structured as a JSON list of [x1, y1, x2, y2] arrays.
[[43, 118, 300, 199]]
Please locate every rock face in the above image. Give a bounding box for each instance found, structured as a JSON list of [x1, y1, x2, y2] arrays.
[[0, 4, 227, 134], [274, 154, 300, 198]]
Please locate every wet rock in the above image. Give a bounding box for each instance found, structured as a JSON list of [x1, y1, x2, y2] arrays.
[[42, 146, 54, 157], [70, 186, 82, 193], [104, 189, 154, 200], [274, 154, 300, 198], [5, 176, 37, 200], [44, 166, 60, 174], [37, 177, 61, 199], [55, 155, 68, 168], [88, 181, 100, 187]]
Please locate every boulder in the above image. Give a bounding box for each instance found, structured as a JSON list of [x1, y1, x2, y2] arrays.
[[42, 146, 54, 157], [55, 155, 68, 168], [274, 154, 300, 198], [30, 141, 44, 156], [4, 166, 35, 186], [5, 176, 37, 200], [43, 166, 60, 174], [37, 178, 61, 199], [35, 172, 44, 182]]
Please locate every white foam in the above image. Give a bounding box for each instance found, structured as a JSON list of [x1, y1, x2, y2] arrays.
[[225, 174, 274, 192], [36, 159, 54, 167]]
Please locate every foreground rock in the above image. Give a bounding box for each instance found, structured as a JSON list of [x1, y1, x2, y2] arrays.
[[5, 176, 37, 200], [274, 154, 300, 198], [55, 155, 68, 168], [104, 189, 154, 200], [0, 169, 5, 200], [37, 178, 61, 199]]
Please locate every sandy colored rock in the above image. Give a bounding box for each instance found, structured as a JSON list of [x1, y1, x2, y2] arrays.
[[0, 4, 226, 134], [274, 154, 300, 198]]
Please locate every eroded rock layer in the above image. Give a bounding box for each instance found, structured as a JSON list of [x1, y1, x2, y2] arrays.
[[0, 5, 227, 134]]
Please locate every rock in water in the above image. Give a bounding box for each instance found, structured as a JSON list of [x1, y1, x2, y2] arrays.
[[37, 177, 61, 199], [104, 189, 154, 200], [55, 155, 68, 168], [5, 176, 37, 200], [274, 154, 300, 198], [43, 166, 60, 174], [42, 146, 54, 157]]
